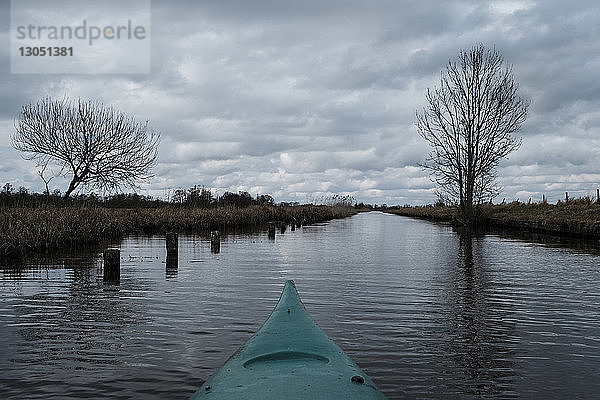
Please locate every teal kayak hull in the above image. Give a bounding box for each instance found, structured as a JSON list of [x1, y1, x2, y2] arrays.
[[189, 280, 387, 399]]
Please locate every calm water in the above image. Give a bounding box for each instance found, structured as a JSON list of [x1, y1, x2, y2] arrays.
[[1, 212, 599, 399]]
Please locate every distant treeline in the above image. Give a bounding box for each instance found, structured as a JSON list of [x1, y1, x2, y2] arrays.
[[0, 183, 355, 209]]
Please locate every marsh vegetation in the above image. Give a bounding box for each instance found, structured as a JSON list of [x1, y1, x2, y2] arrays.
[[387, 197, 600, 238], [0, 187, 356, 257]]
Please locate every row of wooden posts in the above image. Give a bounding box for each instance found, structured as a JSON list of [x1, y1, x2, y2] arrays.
[[501, 189, 600, 205], [557, 189, 599, 203], [103, 221, 300, 283]]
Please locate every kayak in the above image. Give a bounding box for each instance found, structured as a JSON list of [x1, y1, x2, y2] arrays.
[[189, 280, 387, 399]]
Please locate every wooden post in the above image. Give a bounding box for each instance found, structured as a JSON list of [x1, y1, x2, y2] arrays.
[[166, 232, 178, 268], [166, 233, 178, 254], [268, 222, 275, 239], [103, 248, 120, 283], [542, 194, 546, 204], [597, 188, 599, 203], [280, 223, 286, 234], [166, 255, 178, 271], [565, 192, 569, 203], [211, 231, 220, 253]]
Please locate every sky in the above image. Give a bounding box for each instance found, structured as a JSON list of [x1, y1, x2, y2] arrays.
[[1, 0, 599, 205]]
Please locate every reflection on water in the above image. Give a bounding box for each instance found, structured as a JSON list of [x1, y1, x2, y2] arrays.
[[1, 212, 600, 399], [432, 233, 520, 398], [490, 227, 600, 255]]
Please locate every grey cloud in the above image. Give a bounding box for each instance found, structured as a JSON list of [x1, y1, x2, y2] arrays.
[[1, 1, 599, 204]]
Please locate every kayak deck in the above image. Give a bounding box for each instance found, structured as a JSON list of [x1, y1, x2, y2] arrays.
[[189, 280, 387, 399]]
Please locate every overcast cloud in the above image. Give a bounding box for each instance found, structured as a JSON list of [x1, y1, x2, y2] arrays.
[[1, 0, 599, 204]]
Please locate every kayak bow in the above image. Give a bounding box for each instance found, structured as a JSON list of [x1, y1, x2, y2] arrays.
[[190, 280, 387, 399]]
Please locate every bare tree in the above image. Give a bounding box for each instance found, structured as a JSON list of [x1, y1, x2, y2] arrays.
[[37, 164, 54, 195], [416, 44, 529, 226], [12, 97, 160, 197]]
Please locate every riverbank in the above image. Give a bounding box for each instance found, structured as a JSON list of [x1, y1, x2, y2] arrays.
[[386, 200, 600, 239], [0, 205, 357, 257]]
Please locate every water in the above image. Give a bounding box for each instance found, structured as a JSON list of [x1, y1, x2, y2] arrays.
[[1, 211, 599, 399]]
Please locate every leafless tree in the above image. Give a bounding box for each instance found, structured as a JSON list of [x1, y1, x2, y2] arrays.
[[38, 164, 54, 195], [416, 44, 529, 225], [12, 97, 160, 197]]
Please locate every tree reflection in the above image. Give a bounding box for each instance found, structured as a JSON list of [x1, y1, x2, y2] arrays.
[[439, 230, 519, 397]]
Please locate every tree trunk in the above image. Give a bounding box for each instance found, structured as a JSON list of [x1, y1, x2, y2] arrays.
[[64, 177, 80, 198], [461, 203, 473, 227]]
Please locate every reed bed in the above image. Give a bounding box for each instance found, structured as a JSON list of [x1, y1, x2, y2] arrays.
[[386, 199, 600, 238], [0, 205, 357, 257], [483, 200, 600, 237], [386, 206, 457, 221]]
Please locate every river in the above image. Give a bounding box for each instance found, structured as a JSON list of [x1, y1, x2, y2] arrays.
[[1, 211, 599, 399]]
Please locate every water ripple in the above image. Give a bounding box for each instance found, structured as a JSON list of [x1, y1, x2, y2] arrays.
[[1, 213, 600, 399]]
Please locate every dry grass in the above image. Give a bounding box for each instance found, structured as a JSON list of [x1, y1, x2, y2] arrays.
[[483, 200, 600, 237], [386, 199, 600, 238], [484, 199, 600, 224], [386, 206, 458, 221], [0, 205, 357, 257]]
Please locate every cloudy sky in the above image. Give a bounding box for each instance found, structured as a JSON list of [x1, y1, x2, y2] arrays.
[[1, 0, 599, 205]]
